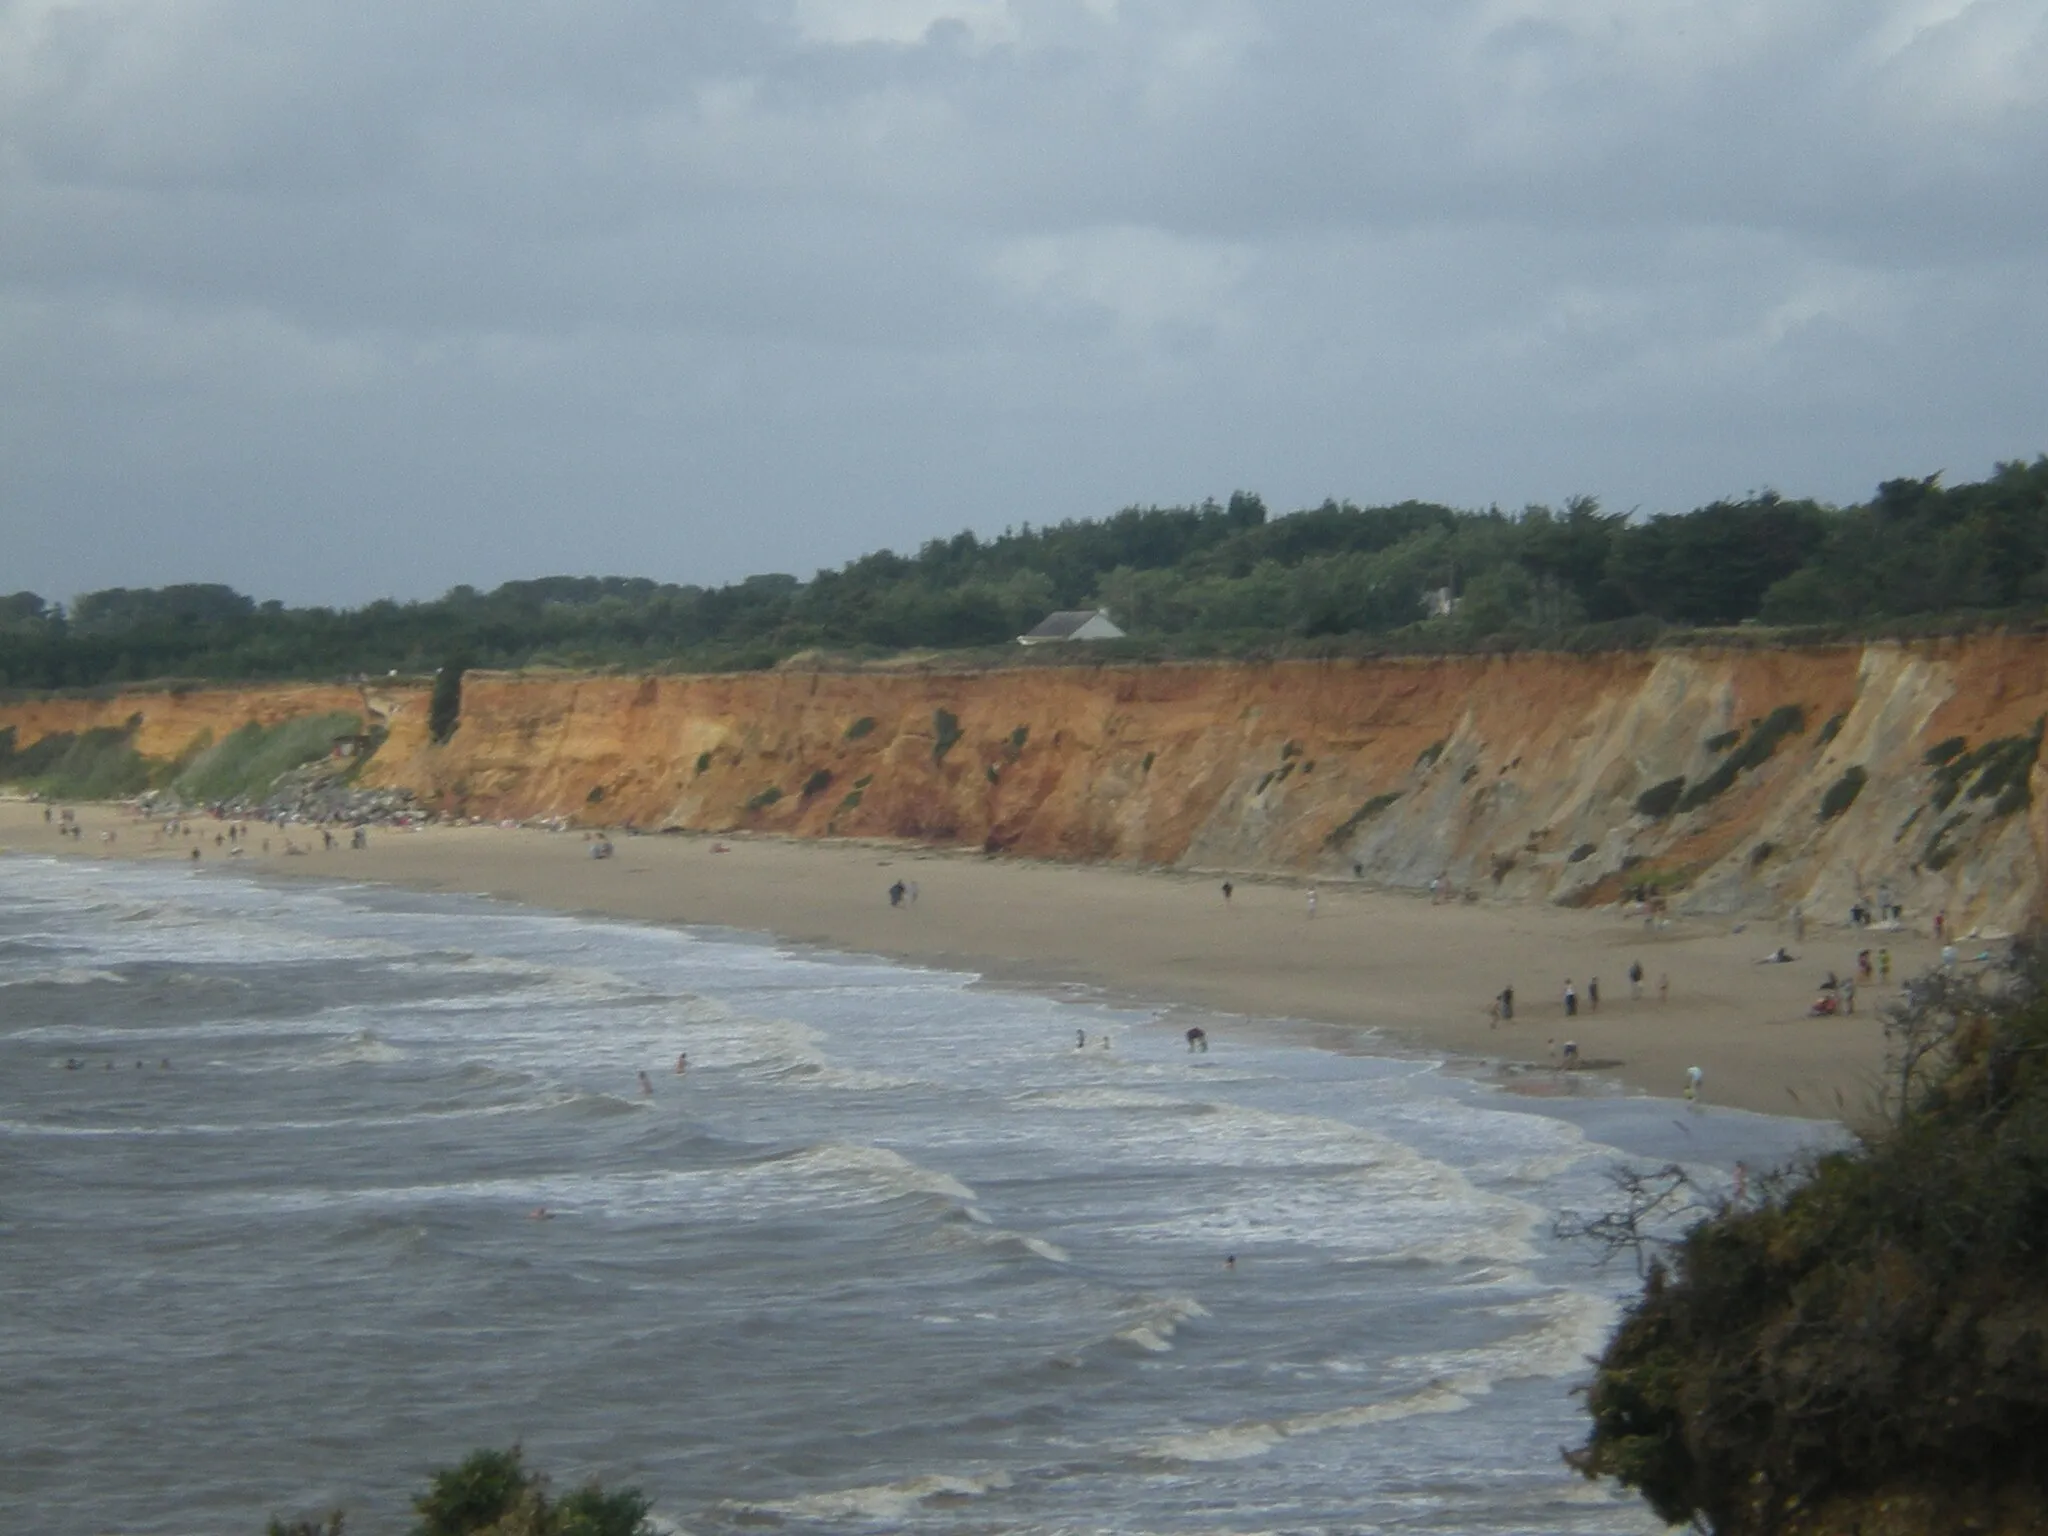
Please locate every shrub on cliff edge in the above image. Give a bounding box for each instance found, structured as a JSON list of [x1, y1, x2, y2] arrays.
[[266, 1446, 652, 1536], [1570, 948, 2048, 1532], [429, 659, 468, 745]]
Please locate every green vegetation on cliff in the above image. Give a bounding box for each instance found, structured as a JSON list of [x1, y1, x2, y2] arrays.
[[0, 711, 362, 803], [1572, 952, 2048, 1532], [0, 717, 152, 798], [2, 458, 2046, 687], [171, 713, 364, 803]]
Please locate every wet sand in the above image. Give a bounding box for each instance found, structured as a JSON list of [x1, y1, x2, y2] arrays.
[[1, 799, 1949, 1121]]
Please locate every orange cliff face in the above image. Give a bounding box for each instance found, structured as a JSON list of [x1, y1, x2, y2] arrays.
[[9, 640, 2048, 931], [0, 682, 397, 762]]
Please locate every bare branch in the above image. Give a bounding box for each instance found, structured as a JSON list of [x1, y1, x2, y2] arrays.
[[1554, 1162, 1705, 1275]]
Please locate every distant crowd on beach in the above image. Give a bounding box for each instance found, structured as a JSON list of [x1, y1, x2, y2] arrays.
[[32, 800, 375, 859], [1208, 865, 1988, 1107]]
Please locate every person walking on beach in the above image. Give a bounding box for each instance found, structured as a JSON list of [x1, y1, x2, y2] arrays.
[[1221, 880, 1233, 905], [1499, 985, 1514, 1022], [1658, 972, 1670, 1003], [888, 880, 906, 908], [1306, 888, 1318, 919], [1792, 905, 1806, 943], [1588, 976, 1600, 1013], [1879, 947, 1892, 982], [1628, 960, 1643, 999], [1563, 979, 1577, 1017], [1684, 1065, 1704, 1103]]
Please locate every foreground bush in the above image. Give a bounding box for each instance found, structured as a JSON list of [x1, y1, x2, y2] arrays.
[[1570, 949, 2048, 1532], [267, 1446, 652, 1536]]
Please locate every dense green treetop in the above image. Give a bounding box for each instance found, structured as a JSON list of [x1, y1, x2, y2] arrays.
[[5, 459, 2045, 688]]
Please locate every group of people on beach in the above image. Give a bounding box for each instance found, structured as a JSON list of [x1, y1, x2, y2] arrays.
[[1489, 962, 1667, 1030], [35, 802, 381, 860]]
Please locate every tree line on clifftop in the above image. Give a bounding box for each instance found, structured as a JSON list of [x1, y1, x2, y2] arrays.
[[5, 458, 2047, 688]]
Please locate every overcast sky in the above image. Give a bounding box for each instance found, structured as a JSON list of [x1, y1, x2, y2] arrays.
[[3, 0, 2045, 606]]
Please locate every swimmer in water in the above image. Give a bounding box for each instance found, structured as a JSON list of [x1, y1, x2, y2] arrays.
[[1076, 1029, 1087, 1050], [638, 1071, 654, 1096], [675, 1052, 688, 1075], [529, 1206, 552, 1220]]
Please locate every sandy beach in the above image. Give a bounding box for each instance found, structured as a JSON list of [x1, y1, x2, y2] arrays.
[[0, 797, 1947, 1121]]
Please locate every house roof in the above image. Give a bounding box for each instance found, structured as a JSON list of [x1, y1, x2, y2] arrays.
[[1020, 609, 1116, 640]]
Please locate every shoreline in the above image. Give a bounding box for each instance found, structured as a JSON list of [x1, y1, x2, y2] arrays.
[[0, 799, 1926, 1121]]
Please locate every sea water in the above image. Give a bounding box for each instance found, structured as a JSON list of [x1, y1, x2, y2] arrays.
[[0, 855, 1835, 1535]]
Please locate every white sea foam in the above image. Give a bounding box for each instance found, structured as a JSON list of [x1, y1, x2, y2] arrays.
[[1106, 1155, 1541, 1266], [769, 1140, 977, 1204], [676, 1012, 924, 1092], [1113, 1294, 1210, 1353], [400, 962, 658, 1012], [0, 966, 125, 988], [1142, 1380, 1474, 1462], [1389, 1287, 1618, 1389], [1022, 1086, 1204, 1113], [753, 1468, 1014, 1522], [311, 1029, 406, 1066], [932, 1217, 1071, 1264]]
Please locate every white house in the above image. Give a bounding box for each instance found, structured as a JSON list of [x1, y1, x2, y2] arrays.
[[1017, 609, 1126, 645]]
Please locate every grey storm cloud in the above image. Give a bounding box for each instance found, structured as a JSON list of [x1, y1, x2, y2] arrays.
[[2, 0, 2045, 604]]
